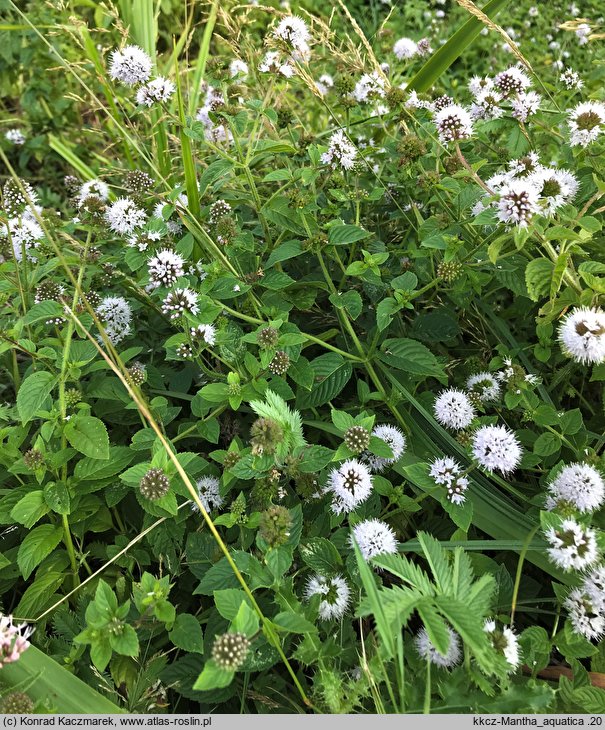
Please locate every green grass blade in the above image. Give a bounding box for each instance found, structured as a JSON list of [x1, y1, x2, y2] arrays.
[[0, 645, 122, 713], [47, 135, 97, 181], [352, 540, 396, 658], [408, 0, 510, 92], [188, 0, 219, 116]]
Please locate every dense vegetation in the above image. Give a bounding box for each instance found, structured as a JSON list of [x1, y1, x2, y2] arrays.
[[1, 0, 605, 715]]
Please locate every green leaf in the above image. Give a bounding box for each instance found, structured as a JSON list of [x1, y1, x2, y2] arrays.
[[109, 624, 139, 657], [11, 491, 49, 528], [74, 447, 134, 481], [328, 224, 371, 246], [17, 371, 56, 424], [571, 687, 605, 713], [329, 290, 363, 320], [533, 432, 560, 457], [525, 259, 553, 302], [273, 611, 316, 633], [169, 614, 204, 654], [297, 353, 352, 409], [64, 415, 110, 459], [378, 338, 446, 382], [299, 538, 343, 573], [17, 523, 64, 580], [0, 645, 122, 712], [407, 0, 510, 92], [22, 301, 64, 325], [214, 589, 251, 621], [193, 660, 234, 691], [15, 571, 65, 617]]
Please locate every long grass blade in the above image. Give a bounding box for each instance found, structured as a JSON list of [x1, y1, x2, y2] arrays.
[[407, 0, 510, 92]]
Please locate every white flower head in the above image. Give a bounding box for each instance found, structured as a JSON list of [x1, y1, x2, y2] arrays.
[[393, 37, 418, 60], [273, 16, 311, 53], [105, 197, 147, 235], [484, 620, 520, 669], [575, 23, 591, 45], [433, 104, 473, 143], [558, 307, 605, 365], [560, 68, 583, 90], [496, 180, 540, 228], [583, 565, 605, 612], [466, 372, 501, 402], [564, 587, 605, 641], [109, 45, 152, 86], [434, 389, 475, 430], [545, 518, 599, 572], [415, 627, 461, 669], [547, 463, 605, 513], [78, 178, 109, 205], [528, 167, 578, 216], [148, 249, 186, 289], [568, 102, 605, 147], [190, 323, 216, 347], [328, 459, 373, 514], [4, 129, 26, 145], [258, 50, 296, 78], [193, 476, 223, 512], [352, 72, 386, 103], [470, 89, 504, 121], [96, 296, 132, 345], [2, 217, 44, 261], [161, 288, 199, 320], [136, 77, 176, 106], [320, 130, 358, 170], [468, 75, 494, 97], [511, 91, 541, 122], [304, 574, 350, 620], [471, 424, 522, 474], [0, 615, 34, 668], [229, 59, 249, 78], [429, 457, 469, 505], [350, 518, 398, 561], [366, 424, 406, 472], [494, 66, 531, 96]]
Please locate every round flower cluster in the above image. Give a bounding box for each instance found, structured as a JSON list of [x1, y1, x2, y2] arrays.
[[350, 518, 397, 562], [0, 615, 33, 668], [564, 565, 605, 641], [304, 574, 351, 620], [429, 457, 469, 505], [161, 288, 199, 320], [484, 620, 520, 669], [546, 463, 605, 514], [558, 307, 605, 365], [544, 518, 599, 572], [466, 372, 501, 403], [328, 459, 373, 514], [5, 128, 25, 145], [104, 197, 147, 235], [211, 632, 250, 671], [96, 296, 132, 345], [190, 323, 216, 347], [568, 101, 605, 147], [365, 424, 406, 473], [109, 45, 152, 86], [471, 424, 522, 474], [136, 77, 176, 107], [139, 468, 170, 501], [148, 249, 185, 288], [434, 389, 475, 430], [193, 476, 224, 513], [321, 130, 358, 170], [415, 627, 461, 669]]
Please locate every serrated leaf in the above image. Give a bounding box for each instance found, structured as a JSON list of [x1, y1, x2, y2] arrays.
[[17, 524, 64, 579], [17, 371, 56, 424], [64, 415, 109, 459]]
